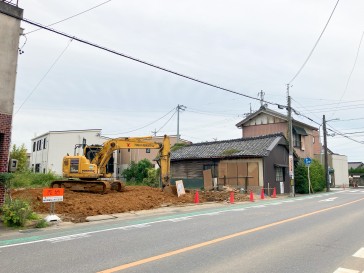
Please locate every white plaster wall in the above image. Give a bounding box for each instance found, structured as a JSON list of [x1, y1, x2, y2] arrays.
[[30, 130, 103, 175], [332, 154, 349, 186]]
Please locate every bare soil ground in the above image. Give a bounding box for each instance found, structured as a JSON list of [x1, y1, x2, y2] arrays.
[[11, 186, 250, 223]]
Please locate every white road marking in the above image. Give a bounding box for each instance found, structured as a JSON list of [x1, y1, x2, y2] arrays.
[[169, 217, 192, 222], [203, 212, 221, 216], [353, 247, 364, 258], [319, 197, 338, 202], [269, 202, 283, 205], [333, 267, 359, 273], [118, 224, 151, 230], [48, 234, 91, 243], [231, 208, 246, 212]]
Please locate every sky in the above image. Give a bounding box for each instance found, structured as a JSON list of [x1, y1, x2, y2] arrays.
[[9, 0, 364, 161]]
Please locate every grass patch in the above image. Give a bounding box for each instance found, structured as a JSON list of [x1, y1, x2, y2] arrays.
[[10, 172, 62, 188]]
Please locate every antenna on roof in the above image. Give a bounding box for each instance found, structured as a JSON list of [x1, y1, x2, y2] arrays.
[[258, 90, 265, 107]]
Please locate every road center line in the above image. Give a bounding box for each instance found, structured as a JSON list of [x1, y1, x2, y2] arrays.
[[98, 197, 364, 273]]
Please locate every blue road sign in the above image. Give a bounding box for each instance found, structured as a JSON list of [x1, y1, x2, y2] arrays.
[[304, 157, 312, 166]]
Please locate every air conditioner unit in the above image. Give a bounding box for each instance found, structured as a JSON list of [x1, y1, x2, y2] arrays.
[[8, 158, 18, 172]]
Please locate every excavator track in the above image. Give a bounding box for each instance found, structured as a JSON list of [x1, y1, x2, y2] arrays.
[[50, 180, 125, 194]]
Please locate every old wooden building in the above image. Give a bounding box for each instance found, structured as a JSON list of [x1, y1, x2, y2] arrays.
[[171, 133, 291, 194]]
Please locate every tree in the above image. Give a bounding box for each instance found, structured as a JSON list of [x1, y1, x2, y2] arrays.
[[122, 159, 157, 186], [10, 144, 28, 172], [295, 159, 325, 194]]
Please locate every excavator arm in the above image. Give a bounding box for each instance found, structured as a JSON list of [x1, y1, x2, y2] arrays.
[[53, 135, 171, 193], [157, 136, 171, 189], [90, 135, 171, 187]]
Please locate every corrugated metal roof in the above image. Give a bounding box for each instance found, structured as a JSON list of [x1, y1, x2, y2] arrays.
[[171, 133, 286, 161]]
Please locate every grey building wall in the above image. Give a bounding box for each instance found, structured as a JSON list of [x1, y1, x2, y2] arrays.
[[0, 2, 23, 115], [0, 2, 23, 204]]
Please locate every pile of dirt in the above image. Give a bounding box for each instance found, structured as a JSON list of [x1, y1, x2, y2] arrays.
[[11, 186, 250, 223]]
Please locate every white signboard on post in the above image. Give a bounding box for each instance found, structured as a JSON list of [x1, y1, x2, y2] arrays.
[[175, 180, 186, 197]]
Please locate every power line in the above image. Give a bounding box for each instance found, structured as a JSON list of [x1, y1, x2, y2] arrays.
[[185, 108, 238, 118], [6, 6, 363, 147], [14, 38, 73, 115], [156, 110, 177, 134], [297, 104, 364, 113], [288, 0, 340, 84], [330, 30, 364, 118], [104, 107, 176, 135], [294, 99, 364, 109], [24, 0, 112, 35], [0, 9, 282, 108], [333, 117, 364, 122]]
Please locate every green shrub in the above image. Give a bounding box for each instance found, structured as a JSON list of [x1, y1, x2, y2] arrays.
[[35, 219, 49, 228], [142, 168, 160, 188], [122, 159, 153, 184], [0, 173, 14, 199], [0, 199, 34, 227], [295, 159, 325, 194]]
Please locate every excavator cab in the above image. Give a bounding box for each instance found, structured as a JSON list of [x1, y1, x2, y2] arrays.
[[84, 145, 114, 175]]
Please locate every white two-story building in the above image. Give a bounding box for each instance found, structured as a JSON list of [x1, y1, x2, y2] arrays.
[[30, 129, 107, 175]]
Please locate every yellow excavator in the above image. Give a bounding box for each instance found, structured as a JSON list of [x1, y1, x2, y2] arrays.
[[51, 135, 171, 193]]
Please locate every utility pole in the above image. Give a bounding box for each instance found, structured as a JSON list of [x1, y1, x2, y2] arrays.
[[323, 115, 330, 192], [176, 104, 186, 143], [287, 84, 295, 197]]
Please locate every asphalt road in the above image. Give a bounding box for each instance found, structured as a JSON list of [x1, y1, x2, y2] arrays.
[[1, 189, 364, 273]]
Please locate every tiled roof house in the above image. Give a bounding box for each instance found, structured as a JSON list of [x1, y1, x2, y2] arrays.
[[171, 133, 291, 194]]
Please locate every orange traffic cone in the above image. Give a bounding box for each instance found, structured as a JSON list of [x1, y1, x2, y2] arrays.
[[249, 190, 254, 202], [194, 191, 199, 204], [261, 188, 265, 199], [230, 191, 234, 204], [272, 187, 277, 198]]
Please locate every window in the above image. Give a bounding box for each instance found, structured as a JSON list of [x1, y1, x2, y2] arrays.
[[293, 132, 301, 148], [35, 164, 40, 173], [70, 159, 79, 173], [275, 167, 284, 182], [146, 148, 150, 153], [292, 126, 307, 149], [36, 140, 42, 151], [33, 142, 36, 152], [43, 138, 47, 149]]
